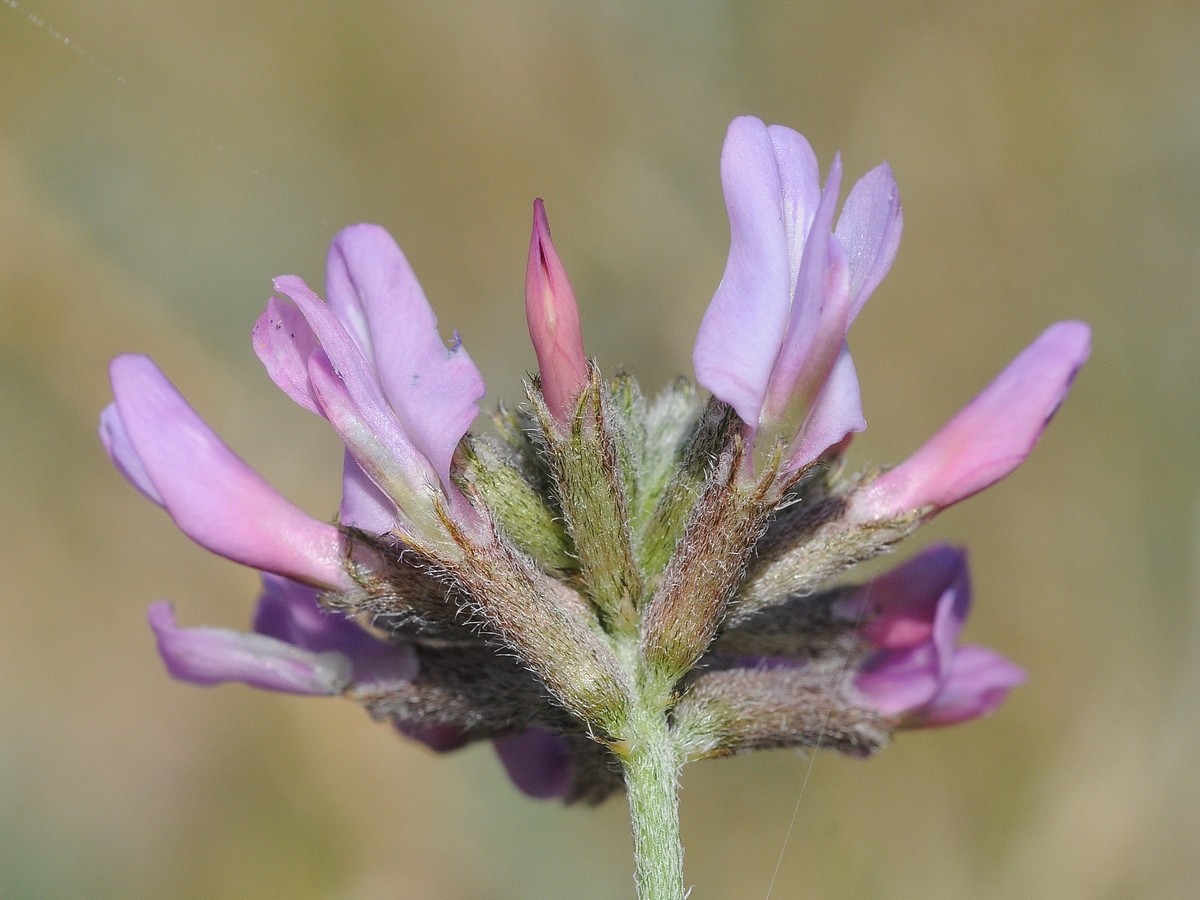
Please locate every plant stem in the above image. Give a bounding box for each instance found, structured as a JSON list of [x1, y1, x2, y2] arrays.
[[623, 709, 684, 900]]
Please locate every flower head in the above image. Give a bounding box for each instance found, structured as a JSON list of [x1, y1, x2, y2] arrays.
[[104, 116, 1085, 822]]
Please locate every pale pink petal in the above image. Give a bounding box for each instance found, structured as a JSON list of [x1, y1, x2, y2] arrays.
[[325, 225, 486, 491], [835, 162, 903, 320], [274, 274, 448, 511], [525, 200, 589, 423], [109, 355, 348, 589], [851, 321, 1092, 521], [762, 154, 846, 425], [99, 401, 162, 504], [339, 451, 401, 535], [148, 601, 351, 696], [252, 296, 322, 415], [693, 116, 819, 427], [765, 123, 824, 285], [784, 344, 866, 471], [306, 349, 465, 539]]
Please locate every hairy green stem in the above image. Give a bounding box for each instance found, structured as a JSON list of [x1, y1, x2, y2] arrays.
[[623, 709, 685, 900]]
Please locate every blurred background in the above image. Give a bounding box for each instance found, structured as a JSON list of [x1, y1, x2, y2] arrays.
[[1, 1, 1196, 897]]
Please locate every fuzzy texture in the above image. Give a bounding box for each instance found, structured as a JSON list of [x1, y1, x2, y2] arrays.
[[107, 121, 1087, 827]]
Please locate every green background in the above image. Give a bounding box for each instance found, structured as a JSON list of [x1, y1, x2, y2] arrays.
[[1, 1, 1195, 896]]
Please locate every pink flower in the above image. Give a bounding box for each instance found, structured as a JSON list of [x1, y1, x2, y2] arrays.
[[254, 224, 486, 543], [693, 116, 902, 473], [842, 545, 1027, 727], [525, 199, 589, 424], [850, 321, 1091, 522], [100, 354, 348, 590], [148, 574, 416, 696]]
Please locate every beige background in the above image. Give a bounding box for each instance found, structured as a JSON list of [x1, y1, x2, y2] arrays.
[[1, 1, 1196, 897]]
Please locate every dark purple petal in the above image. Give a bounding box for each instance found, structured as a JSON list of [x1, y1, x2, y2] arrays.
[[525, 200, 589, 424], [694, 117, 819, 428], [838, 544, 970, 650], [835, 161, 903, 320], [395, 721, 471, 753], [905, 645, 1027, 728], [148, 601, 351, 695], [493, 729, 573, 800], [252, 574, 417, 686], [851, 321, 1092, 521], [325, 225, 486, 492], [108, 355, 348, 589], [850, 542, 1014, 724], [99, 401, 162, 504]]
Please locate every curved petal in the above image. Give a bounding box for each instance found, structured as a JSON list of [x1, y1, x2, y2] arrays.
[[325, 225, 486, 491], [306, 349, 449, 540], [493, 729, 573, 800], [339, 450, 401, 535], [252, 574, 417, 686], [395, 721, 471, 753], [526, 200, 589, 423], [99, 401, 162, 504], [766, 123, 824, 286], [252, 296, 322, 415], [148, 601, 351, 695], [840, 544, 969, 649], [835, 161, 903, 320], [906, 645, 1027, 728], [694, 116, 819, 427], [109, 355, 348, 589], [762, 155, 846, 425], [851, 321, 1092, 521], [780, 342, 865, 472], [853, 641, 943, 716]]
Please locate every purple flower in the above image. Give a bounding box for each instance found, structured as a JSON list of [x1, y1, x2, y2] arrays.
[[850, 321, 1091, 522], [253, 223, 487, 544], [493, 728, 574, 800], [842, 544, 1027, 727], [148, 574, 416, 696], [693, 116, 902, 473], [100, 354, 349, 590], [525, 199, 590, 425]]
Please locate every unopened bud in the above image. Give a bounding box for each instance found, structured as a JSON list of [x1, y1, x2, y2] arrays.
[[525, 199, 590, 424]]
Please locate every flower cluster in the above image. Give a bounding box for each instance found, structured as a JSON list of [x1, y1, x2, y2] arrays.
[[103, 116, 1089, 804]]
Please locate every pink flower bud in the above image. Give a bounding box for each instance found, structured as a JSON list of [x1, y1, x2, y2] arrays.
[[525, 199, 590, 424]]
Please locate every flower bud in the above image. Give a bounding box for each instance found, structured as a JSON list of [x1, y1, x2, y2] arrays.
[[526, 199, 590, 424]]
